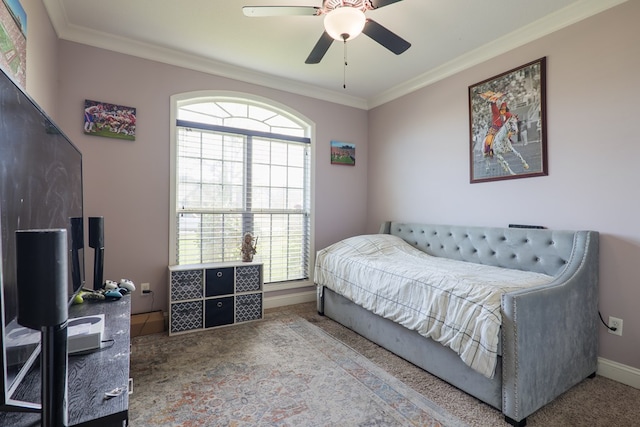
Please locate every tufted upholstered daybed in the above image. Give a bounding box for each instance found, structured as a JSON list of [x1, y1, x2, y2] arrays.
[[314, 221, 599, 426]]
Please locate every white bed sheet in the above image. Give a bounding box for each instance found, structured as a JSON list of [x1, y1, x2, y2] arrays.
[[314, 234, 553, 378]]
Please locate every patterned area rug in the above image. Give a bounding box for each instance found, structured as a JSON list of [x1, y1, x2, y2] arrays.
[[129, 312, 467, 426]]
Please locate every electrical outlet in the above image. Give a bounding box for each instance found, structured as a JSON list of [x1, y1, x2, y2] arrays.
[[608, 316, 623, 336], [141, 282, 150, 294]]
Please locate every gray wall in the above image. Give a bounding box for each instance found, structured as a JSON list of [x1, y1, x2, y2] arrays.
[[366, 1, 639, 370], [23, 1, 59, 112], [55, 41, 369, 316]]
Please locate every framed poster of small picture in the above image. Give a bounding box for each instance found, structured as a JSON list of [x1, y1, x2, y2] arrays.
[[331, 141, 355, 166], [83, 99, 137, 141]]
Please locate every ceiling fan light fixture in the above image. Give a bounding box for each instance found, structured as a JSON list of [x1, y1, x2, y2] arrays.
[[324, 7, 366, 41]]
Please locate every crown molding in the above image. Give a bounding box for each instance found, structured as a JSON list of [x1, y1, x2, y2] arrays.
[[44, 0, 626, 111], [43, 1, 368, 109], [367, 0, 628, 109]]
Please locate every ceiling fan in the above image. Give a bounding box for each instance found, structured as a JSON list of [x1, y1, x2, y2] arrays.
[[243, 0, 410, 64]]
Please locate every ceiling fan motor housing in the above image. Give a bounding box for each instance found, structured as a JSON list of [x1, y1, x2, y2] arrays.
[[323, 0, 373, 13]]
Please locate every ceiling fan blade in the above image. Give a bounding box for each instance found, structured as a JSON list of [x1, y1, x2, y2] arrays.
[[242, 6, 320, 17], [371, 0, 404, 9], [362, 18, 411, 55], [305, 31, 334, 64]]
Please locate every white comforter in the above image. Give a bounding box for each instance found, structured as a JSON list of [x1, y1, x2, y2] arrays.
[[314, 234, 553, 378]]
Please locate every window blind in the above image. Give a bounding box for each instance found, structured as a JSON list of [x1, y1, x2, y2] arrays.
[[175, 125, 310, 283]]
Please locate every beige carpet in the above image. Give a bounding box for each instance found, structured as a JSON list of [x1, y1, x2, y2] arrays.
[[283, 302, 640, 427]]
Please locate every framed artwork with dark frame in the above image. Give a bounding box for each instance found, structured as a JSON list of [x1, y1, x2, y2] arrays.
[[469, 57, 547, 183]]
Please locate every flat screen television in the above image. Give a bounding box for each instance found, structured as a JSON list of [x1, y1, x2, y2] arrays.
[[0, 67, 85, 412]]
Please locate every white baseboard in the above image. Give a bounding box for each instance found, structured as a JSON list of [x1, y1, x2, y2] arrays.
[[598, 357, 640, 389], [264, 289, 316, 310]]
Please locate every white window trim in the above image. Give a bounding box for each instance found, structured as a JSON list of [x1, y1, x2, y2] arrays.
[[169, 90, 317, 290]]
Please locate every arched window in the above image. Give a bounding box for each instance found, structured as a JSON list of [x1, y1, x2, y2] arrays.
[[170, 93, 312, 284]]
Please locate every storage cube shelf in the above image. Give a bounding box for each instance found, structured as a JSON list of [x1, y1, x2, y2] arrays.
[[169, 262, 263, 335]]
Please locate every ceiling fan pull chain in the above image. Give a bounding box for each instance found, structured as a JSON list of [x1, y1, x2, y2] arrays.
[[343, 38, 348, 89]]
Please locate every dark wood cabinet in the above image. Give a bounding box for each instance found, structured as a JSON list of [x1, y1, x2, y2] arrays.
[[0, 296, 131, 426]]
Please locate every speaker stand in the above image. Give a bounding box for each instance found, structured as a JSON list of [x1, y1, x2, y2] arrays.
[[93, 247, 104, 290], [41, 323, 68, 427]]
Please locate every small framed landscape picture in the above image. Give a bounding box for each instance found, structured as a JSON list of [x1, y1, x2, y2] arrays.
[[83, 99, 137, 141], [330, 141, 355, 166]]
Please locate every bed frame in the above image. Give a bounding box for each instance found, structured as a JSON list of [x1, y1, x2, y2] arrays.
[[316, 221, 599, 426]]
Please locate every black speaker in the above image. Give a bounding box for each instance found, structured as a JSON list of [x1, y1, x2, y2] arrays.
[[16, 229, 69, 329], [70, 217, 84, 250], [88, 217, 105, 290], [70, 217, 84, 293], [88, 216, 104, 249], [15, 229, 69, 427]]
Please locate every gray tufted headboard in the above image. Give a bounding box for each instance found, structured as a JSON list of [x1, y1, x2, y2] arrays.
[[381, 221, 596, 277]]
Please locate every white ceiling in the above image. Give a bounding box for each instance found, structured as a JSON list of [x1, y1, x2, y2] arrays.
[[43, 0, 625, 109]]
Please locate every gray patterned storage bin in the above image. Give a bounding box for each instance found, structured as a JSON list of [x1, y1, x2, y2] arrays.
[[171, 270, 203, 301], [236, 293, 262, 322], [236, 265, 261, 292], [170, 300, 203, 333]]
